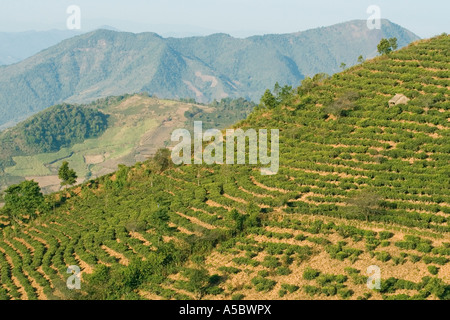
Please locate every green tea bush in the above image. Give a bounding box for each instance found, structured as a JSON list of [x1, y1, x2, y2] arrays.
[[303, 267, 321, 280], [427, 265, 439, 275], [251, 277, 277, 292]]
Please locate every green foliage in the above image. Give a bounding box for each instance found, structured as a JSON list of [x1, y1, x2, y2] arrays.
[[346, 190, 385, 221], [324, 90, 359, 117], [303, 285, 320, 296], [251, 276, 277, 292], [281, 284, 299, 293], [152, 148, 171, 173], [326, 241, 363, 261], [182, 267, 211, 299], [0, 104, 108, 171], [303, 267, 321, 280], [231, 293, 245, 300], [229, 209, 261, 233], [260, 83, 295, 109], [262, 256, 280, 269], [218, 266, 241, 274], [260, 89, 277, 109], [377, 37, 398, 55], [3, 180, 45, 222], [58, 161, 78, 187], [375, 251, 391, 262], [185, 98, 255, 130], [379, 231, 394, 240], [149, 209, 170, 231], [427, 265, 439, 275]]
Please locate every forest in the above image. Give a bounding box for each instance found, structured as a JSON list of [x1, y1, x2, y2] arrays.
[[0, 104, 108, 171]]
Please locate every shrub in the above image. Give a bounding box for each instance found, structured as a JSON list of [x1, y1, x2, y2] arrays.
[[338, 288, 354, 299], [206, 286, 224, 295], [344, 267, 360, 275], [307, 237, 331, 245], [218, 266, 241, 274], [262, 256, 281, 269], [258, 270, 269, 278], [231, 293, 245, 300], [303, 267, 321, 280], [380, 240, 390, 247], [379, 231, 394, 240], [375, 251, 391, 262], [281, 284, 299, 293], [321, 285, 337, 296], [191, 255, 205, 264], [295, 234, 307, 241], [303, 285, 320, 296], [427, 265, 439, 275], [251, 277, 277, 292], [276, 266, 292, 276], [357, 292, 372, 300], [232, 257, 260, 267], [416, 243, 433, 253]]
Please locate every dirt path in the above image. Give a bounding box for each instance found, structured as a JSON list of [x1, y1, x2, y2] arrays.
[[175, 211, 217, 230], [101, 245, 129, 266], [250, 176, 289, 194]]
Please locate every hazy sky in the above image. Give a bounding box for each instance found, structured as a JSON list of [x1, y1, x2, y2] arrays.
[[0, 0, 448, 38]]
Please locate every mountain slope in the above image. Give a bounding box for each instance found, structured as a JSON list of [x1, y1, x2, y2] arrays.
[[0, 35, 448, 300], [0, 19, 420, 129], [0, 94, 254, 193]]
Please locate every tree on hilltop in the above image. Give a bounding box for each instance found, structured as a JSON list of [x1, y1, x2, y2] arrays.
[[377, 38, 398, 55], [152, 148, 171, 172], [260, 89, 277, 109], [58, 161, 78, 188]]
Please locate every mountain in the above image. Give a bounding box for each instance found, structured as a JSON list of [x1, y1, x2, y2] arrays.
[[0, 19, 420, 129], [0, 94, 254, 193], [0, 30, 82, 66], [0, 35, 448, 300]]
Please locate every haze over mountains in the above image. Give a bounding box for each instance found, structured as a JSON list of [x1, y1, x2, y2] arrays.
[[0, 19, 420, 129], [0, 30, 82, 66]]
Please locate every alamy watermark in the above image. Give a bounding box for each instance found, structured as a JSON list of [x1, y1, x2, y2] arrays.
[[367, 5, 381, 30], [171, 121, 279, 175], [366, 265, 381, 290], [67, 5, 81, 30], [66, 265, 81, 290]]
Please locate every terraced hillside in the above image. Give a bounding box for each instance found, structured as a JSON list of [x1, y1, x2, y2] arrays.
[[0, 35, 448, 300]]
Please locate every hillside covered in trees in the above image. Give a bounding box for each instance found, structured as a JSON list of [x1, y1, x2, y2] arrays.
[[0, 105, 108, 172], [0, 35, 448, 301]]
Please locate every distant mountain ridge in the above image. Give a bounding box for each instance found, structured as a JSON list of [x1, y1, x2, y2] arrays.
[[0, 19, 420, 129]]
